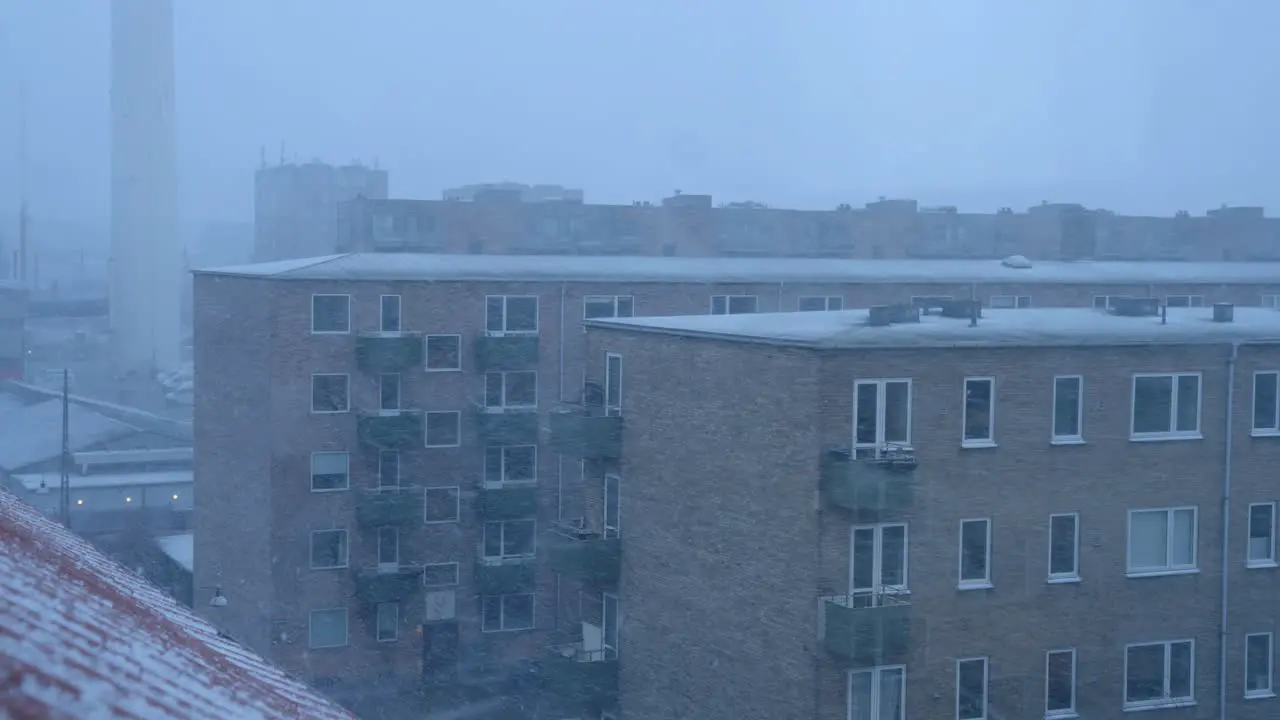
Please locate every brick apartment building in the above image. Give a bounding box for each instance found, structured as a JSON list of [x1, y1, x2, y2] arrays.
[[579, 300, 1280, 719], [337, 191, 1280, 262], [192, 253, 1280, 718]]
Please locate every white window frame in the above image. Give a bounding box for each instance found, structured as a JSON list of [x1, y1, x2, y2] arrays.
[[1047, 512, 1080, 583], [989, 294, 1031, 309], [955, 656, 989, 720], [483, 519, 537, 561], [424, 411, 462, 448], [379, 294, 402, 333], [847, 665, 906, 720], [709, 294, 758, 315], [962, 377, 996, 448], [852, 379, 912, 456], [1126, 507, 1198, 576], [310, 373, 350, 414], [958, 518, 992, 590], [485, 295, 539, 335], [423, 486, 460, 524], [1130, 372, 1202, 440], [310, 294, 351, 334], [423, 562, 460, 587], [309, 529, 349, 570], [1253, 371, 1280, 436], [605, 353, 623, 416], [484, 371, 538, 410], [1246, 632, 1275, 699], [1051, 375, 1084, 444], [1164, 294, 1205, 308], [480, 592, 535, 632], [310, 451, 350, 493], [375, 602, 399, 642], [1248, 502, 1277, 568], [1044, 648, 1077, 717], [379, 373, 400, 411], [798, 295, 844, 312], [1262, 294, 1280, 309], [851, 523, 909, 596], [584, 295, 635, 320], [424, 334, 462, 372], [484, 445, 538, 485], [308, 608, 349, 649], [1123, 639, 1195, 709]]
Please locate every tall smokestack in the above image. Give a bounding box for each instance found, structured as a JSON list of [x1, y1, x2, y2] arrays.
[[110, 0, 181, 374]]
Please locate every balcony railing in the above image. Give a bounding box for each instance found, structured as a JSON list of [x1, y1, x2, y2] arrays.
[[476, 481, 538, 520], [820, 446, 915, 521], [474, 333, 540, 372], [473, 405, 540, 445], [356, 332, 425, 373], [542, 642, 619, 707], [355, 564, 424, 605], [474, 555, 537, 595], [549, 404, 622, 460], [358, 410, 424, 450], [356, 487, 422, 528], [821, 592, 910, 666], [547, 520, 621, 586]]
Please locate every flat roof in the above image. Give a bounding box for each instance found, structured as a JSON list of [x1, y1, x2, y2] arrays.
[[193, 253, 1280, 286], [586, 306, 1280, 349]]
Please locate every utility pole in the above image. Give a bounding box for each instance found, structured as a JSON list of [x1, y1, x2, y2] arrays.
[[59, 368, 71, 527]]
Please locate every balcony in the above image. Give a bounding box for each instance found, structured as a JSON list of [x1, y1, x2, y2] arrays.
[[356, 488, 422, 528], [356, 332, 424, 373], [549, 405, 622, 460], [474, 333, 540, 372], [474, 557, 536, 595], [821, 594, 910, 666], [358, 410, 424, 450], [543, 643, 619, 707], [820, 447, 915, 521], [474, 407, 539, 445], [476, 482, 538, 520], [355, 565, 424, 605], [547, 521, 621, 586]]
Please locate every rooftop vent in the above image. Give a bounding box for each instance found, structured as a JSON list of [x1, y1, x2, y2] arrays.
[[868, 304, 920, 327], [1213, 303, 1234, 323], [1000, 255, 1032, 269], [939, 299, 983, 320], [1108, 297, 1161, 317]]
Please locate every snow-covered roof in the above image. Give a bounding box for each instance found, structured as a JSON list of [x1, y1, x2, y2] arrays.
[[194, 252, 1280, 286], [12, 469, 193, 492], [0, 400, 134, 473], [587, 306, 1280, 349], [155, 532, 194, 572], [0, 490, 354, 720]]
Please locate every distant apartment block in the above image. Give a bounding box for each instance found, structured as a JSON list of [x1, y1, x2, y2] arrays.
[[443, 182, 585, 204], [255, 160, 389, 262], [0, 281, 26, 380]]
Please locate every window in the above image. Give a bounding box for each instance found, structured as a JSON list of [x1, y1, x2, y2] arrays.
[[310, 452, 349, 492], [1247, 633, 1274, 698], [484, 371, 537, 409], [424, 487, 460, 523], [962, 377, 995, 447], [425, 411, 461, 447], [605, 353, 622, 415], [311, 295, 350, 334], [1048, 513, 1079, 581], [484, 446, 537, 484], [989, 295, 1031, 309], [851, 524, 908, 596], [380, 295, 401, 332], [958, 519, 991, 589], [1092, 295, 1114, 309], [604, 474, 621, 539], [423, 562, 460, 587], [1248, 503, 1276, 567], [308, 608, 348, 648], [378, 526, 399, 567], [310, 529, 348, 569], [1051, 375, 1083, 442], [848, 666, 905, 720], [1263, 294, 1280, 309], [375, 602, 398, 642], [483, 519, 536, 560], [584, 295, 635, 319], [956, 657, 988, 720], [379, 373, 400, 411], [1253, 372, 1279, 435], [377, 451, 399, 488], [710, 295, 758, 315], [1045, 649, 1076, 717], [799, 296, 844, 312], [425, 334, 461, 371], [1127, 507, 1197, 575], [1164, 295, 1205, 308], [1131, 373, 1201, 439], [1124, 640, 1194, 708], [485, 296, 538, 333], [311, 374, 350, 413], [481, 593, 534, 632], [853, 380, 911, 457]]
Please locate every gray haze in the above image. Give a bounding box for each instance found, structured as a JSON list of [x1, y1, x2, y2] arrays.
[[2, 0, 1278, 227]]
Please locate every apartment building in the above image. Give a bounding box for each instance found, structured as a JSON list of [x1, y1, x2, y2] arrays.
[[255, 160, 389, 262], [336, 191, 1280, 262], [191, 253, 1280, 718], [576, 300, 1280, 719]]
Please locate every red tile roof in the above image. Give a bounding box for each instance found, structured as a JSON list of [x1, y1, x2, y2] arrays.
[[0, 490, 356, 720]]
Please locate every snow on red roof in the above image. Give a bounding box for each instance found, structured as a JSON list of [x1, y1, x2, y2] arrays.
[[0, 490, 356, 720]]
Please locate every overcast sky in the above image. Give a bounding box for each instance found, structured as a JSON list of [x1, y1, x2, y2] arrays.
[[1, 0, 1277, 227]]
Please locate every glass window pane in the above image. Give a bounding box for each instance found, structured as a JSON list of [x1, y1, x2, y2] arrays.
[[483, 522, 503, 556], [876, 667, 904, 720], [957, 659, 986, 719], [1133, 376, 1174, 434], [1175, 375, 1200, 432], [855, 384, 879, 446], [964, 379, 992, 441], [1053, 377, 1081, 437], [884, 382, 910, 444], [852, 528, 875, 590], [1248, 635, 1272, 693], [1050, 515, 1077, 575], [1171, 509, 1196, 567], [961, 521, 988, 581], [506, 297, 538, 331], [1129, 511, 1169, 570], [848, 670, 873, 720], [1250, 504, 1275, 562], [1126, 644, 1166, 702], [616, 297, 634, 317], [1256, 374, 1279, 430], [1169, 641, 1193, 698], [1046, 651, 1074, 711], [880, 526, 907, 587], [485, 297, 505, 332]]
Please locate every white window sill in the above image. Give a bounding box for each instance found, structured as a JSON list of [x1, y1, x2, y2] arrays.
[[961, 439, 998, 450], [310, 330, 351, 336], [1047, 576, 1082, 585], [480, 626, 535, 634], [311, 409, 350, 415], [424, 367, 462, 373], [1045, 711, 1079, 720], [1123, 699, 1195, 712], [1125, 568, 1200, 579], [1246, 690, 1277, 700], [1251, 429, 1280, 438], [1247, 560, 1279, 570], [957, 580, 994, 591], [1129, 433, 1203, 443], [1050, 437, 1086, 446]]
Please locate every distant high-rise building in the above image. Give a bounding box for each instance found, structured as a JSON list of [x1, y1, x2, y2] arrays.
[[253, 161, 389, 262]]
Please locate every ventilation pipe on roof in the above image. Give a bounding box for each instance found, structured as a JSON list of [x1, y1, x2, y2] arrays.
[[1161, 305, 1167, 325], [969, 303, 978, 327], [1213, 303, 1235, 323]]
